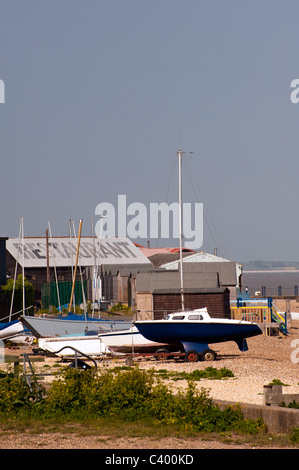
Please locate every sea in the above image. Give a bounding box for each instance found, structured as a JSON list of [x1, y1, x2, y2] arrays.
[[242, 270, 299, 297]]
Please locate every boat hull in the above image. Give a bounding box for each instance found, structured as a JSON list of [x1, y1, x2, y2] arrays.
[[99, 326, 181, 354], [134, 320, 262, 353], [0, 320, 25, 340], [38, 335, 108, 357], [21, 315, 132, 338]]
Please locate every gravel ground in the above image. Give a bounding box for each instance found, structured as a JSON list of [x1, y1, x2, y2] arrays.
[[0, 320, 298, 449], [137, 322, 299, 406]]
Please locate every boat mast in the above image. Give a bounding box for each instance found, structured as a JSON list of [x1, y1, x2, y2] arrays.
[[68, 218, 83, 313], [48, 221, 61, 312], [21, 216, 25, 316], [178, 148, 185, 311]]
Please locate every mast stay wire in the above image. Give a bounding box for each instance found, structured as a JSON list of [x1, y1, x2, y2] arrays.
[[184, 156, 229, 259], [153, 150, 229, 259], [154, 153, 177, 248]]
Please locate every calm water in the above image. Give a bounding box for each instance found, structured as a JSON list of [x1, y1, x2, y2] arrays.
[[242, 270, 299, 297]]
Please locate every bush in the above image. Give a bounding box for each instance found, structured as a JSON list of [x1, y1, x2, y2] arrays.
[[0, 373, 41, 413], [0, 366, 264, 435], [2, 274, 35, 315], [156, 367, 234, 381], [109, 302, 131, 315], [290, 427, 299, 443]]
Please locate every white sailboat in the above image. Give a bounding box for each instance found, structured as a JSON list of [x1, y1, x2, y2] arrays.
[[21, 219, 132, 338], [98, 325, 181, 355], [0, 217, 34, 343], [134, 149, 262, 362], [38, 333, 108, 357]]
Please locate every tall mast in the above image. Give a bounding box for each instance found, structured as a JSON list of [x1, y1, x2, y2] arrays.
[[68, 218, 83, 313], [21, 216, 25, 315], [178, 148, 185, 311]]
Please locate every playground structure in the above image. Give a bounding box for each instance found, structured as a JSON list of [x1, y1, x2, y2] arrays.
[[230, 297, 289, 335]]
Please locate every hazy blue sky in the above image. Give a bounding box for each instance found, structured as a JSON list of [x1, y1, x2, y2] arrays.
[[1, 1, 299, 262]]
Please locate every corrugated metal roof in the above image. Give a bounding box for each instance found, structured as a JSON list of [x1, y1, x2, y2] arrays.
[[161, 251, 239, 267], [6, 236, 152, 268], [136, 270, 220, 292], [182, 262, 237, 285], [136, 262, 236, 293], [135, 245, 195, 257], [147, 252, 194, 267], [101, 263, 154, 276], [152, 287, 229, 294]]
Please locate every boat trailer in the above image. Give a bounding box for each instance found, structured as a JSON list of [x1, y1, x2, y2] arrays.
[[120, 347, 217, 364]]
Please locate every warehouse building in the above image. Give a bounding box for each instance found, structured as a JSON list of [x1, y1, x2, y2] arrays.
[[1, 235, 242, 319], [135, 264, 234, 320], [4, 236, 153, 309]]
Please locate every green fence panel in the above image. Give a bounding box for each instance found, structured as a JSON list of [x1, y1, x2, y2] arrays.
[[42, 280, 87, 309]]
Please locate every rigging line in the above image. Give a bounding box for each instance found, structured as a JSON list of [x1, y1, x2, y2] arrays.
[[184, 157, 229, 259], [9, 218, 22, 321], [48, 221, 61, 312], [185, 160, 227, 258], [155, 153, 177, 248], [72, 220, 87, 309], [68, 220, 76, 311]]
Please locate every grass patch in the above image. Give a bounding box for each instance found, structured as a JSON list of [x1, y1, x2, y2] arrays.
[[268, 379, 290, 387], [155, 366, 234, 381]]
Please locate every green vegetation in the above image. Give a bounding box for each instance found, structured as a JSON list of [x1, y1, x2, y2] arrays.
[[290, 427, 299, 443], [0, 365, 298, 446], [2, 275, 35, 314], [0, 366, 260, 434], [0, 365, 261, 440], [155, 367, 234, 381], [280, 401, 299, 409], [268, 379, 289, 387], [109, 302, 132, 315]]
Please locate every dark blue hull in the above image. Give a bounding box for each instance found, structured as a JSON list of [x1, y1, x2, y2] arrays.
[[134, 321, 262, 353]]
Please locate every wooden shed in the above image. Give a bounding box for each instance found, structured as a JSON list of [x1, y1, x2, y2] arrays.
[[135, 268, 232, 320], [152, 287, 230, 319]]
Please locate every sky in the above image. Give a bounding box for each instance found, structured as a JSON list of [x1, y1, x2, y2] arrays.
[[1, 0, 299, 262]]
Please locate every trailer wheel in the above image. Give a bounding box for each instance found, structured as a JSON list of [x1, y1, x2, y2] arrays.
[[201, 349, 216, 362], [155, 348, 169, 354], [185, 350, 199, 362], [154, 348, 170, 360]]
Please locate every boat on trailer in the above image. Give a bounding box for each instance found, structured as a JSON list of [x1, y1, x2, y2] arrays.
[[38, 332, 108, 357], [21, 219, 131, 338], [0, 320, 25, 341], [98, 325, 182, 355], [37, 325, 180, 358], [134, 149, 262, 362], [134, 307, 262, 362], [21, 313, 132, 338]]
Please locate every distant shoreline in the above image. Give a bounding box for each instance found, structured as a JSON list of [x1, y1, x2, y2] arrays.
[[243, 269, 299, 274]]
